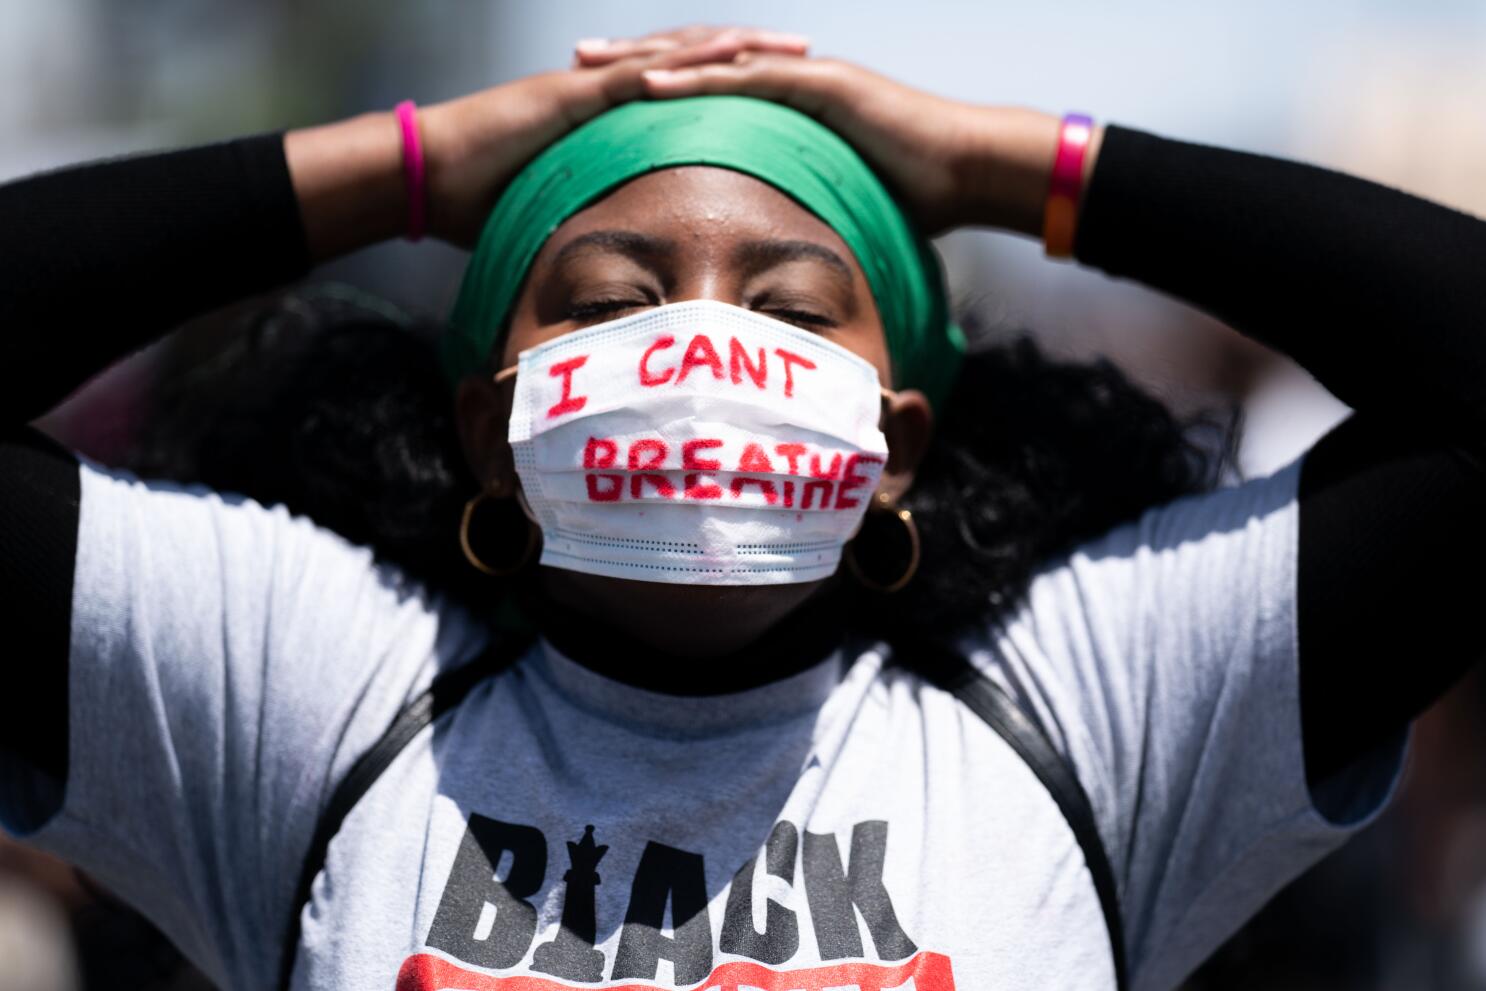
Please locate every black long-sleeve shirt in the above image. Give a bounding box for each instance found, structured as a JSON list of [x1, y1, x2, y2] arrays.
[[0, 125, 1483, 801]]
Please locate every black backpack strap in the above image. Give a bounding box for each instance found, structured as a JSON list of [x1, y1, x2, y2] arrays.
[[277, 632, 534, 990], [893, 639, 1129, 991]]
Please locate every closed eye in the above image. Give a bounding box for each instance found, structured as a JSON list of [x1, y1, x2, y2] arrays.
[[565, 300, 834, 331], [764, 307, 836, 329], [564, 292, 657, 324], [748, 288, 841, 330], [566, 299, 642, 321]]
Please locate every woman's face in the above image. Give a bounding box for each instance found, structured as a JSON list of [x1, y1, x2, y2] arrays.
[[456, 166, 932, 658]]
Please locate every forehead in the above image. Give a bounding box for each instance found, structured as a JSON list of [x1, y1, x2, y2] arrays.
[[531, 166, 863, 274]]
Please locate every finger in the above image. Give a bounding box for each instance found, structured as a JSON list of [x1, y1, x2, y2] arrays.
[[580, 31, 810, 69], [603, 24, 807, 54], [625, 24, 722, 50], [650, 32, 808, 72], [573, 36, 681, 67], [641, 56, 839, 115], [576, 28, 808, 68], [576, 46, 819, 126]]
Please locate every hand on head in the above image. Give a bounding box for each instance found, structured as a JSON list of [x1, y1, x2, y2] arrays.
[[568, 24, 1001, 235], [633, 38, 1079, 237]]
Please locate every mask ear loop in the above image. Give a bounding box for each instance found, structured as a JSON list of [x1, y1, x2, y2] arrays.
[[847, 382, 921, 592], [486, 363, 540, 526], [873, 383, 899, 498], [878, 385, 897, 431]]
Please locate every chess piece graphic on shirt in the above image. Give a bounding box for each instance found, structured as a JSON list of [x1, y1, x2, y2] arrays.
[[531, 824, 609, 982]]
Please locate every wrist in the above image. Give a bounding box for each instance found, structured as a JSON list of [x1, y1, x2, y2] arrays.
[[284, 110, 406, 261], [416, 99, 472, 244], [958, 107, 1103, 239]]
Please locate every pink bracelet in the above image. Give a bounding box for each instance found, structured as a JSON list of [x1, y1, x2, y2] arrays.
[[1043, 112, 1094, 259], [394, 100, 427, 241]]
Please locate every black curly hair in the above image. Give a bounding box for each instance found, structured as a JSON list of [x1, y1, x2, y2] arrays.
[[126, 286, 1242, 640]]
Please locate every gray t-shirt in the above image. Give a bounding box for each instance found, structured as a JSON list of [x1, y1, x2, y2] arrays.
[[0, 451, 1406, 991]]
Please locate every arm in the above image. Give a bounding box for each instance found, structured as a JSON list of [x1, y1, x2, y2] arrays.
[[1070, 125, 1486, 784], [0, 118, 413, 781], [0, 131, 313, 780], [961, 112, 1484, 987], [0, 133, 311, 424]]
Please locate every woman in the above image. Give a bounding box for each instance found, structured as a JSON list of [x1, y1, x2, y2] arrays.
[[2, 25, 1483, 991]]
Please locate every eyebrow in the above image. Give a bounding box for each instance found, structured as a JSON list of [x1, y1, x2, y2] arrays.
[[551, 230, 676, 269], [554, 230, 852, 280], [732, 239, 854, 284]]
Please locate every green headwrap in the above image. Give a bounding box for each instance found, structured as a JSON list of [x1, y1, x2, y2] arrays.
[[444, 95, 965, 411]]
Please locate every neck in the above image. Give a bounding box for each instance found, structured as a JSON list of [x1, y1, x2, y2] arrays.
[[520, 581, 849, 696]]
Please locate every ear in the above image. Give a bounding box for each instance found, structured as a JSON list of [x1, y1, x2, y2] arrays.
[[878, 388, 933, 503], [454, 372, 518, 496]]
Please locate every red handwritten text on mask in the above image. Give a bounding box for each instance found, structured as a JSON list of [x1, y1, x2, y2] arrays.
[[545, 333, 822, 422], [545, 356, 589, 419], [639, 333, 817, 397], [580, 436, 881, 510]]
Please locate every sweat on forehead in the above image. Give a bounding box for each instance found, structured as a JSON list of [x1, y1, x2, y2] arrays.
[[444, 95, 964, 411]]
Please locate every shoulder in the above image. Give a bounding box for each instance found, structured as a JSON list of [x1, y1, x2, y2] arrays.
[[76, 451, 425, 592], [71, 452, 493, 688], [961, 452, 1307, 664]]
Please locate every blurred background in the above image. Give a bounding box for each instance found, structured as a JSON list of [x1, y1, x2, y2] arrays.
[[2, 1, 1484, 988]]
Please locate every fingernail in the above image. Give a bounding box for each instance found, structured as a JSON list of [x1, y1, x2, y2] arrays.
[[575, 37, 610, 52], [642, 69, 681, 83]]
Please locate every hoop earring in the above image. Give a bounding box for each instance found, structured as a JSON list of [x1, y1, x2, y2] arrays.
[[460, 490, 538, 577], [844, 491, 921, 594]]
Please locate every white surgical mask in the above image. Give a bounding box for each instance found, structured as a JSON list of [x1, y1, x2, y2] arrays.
[[502, 299, 891, 585]]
